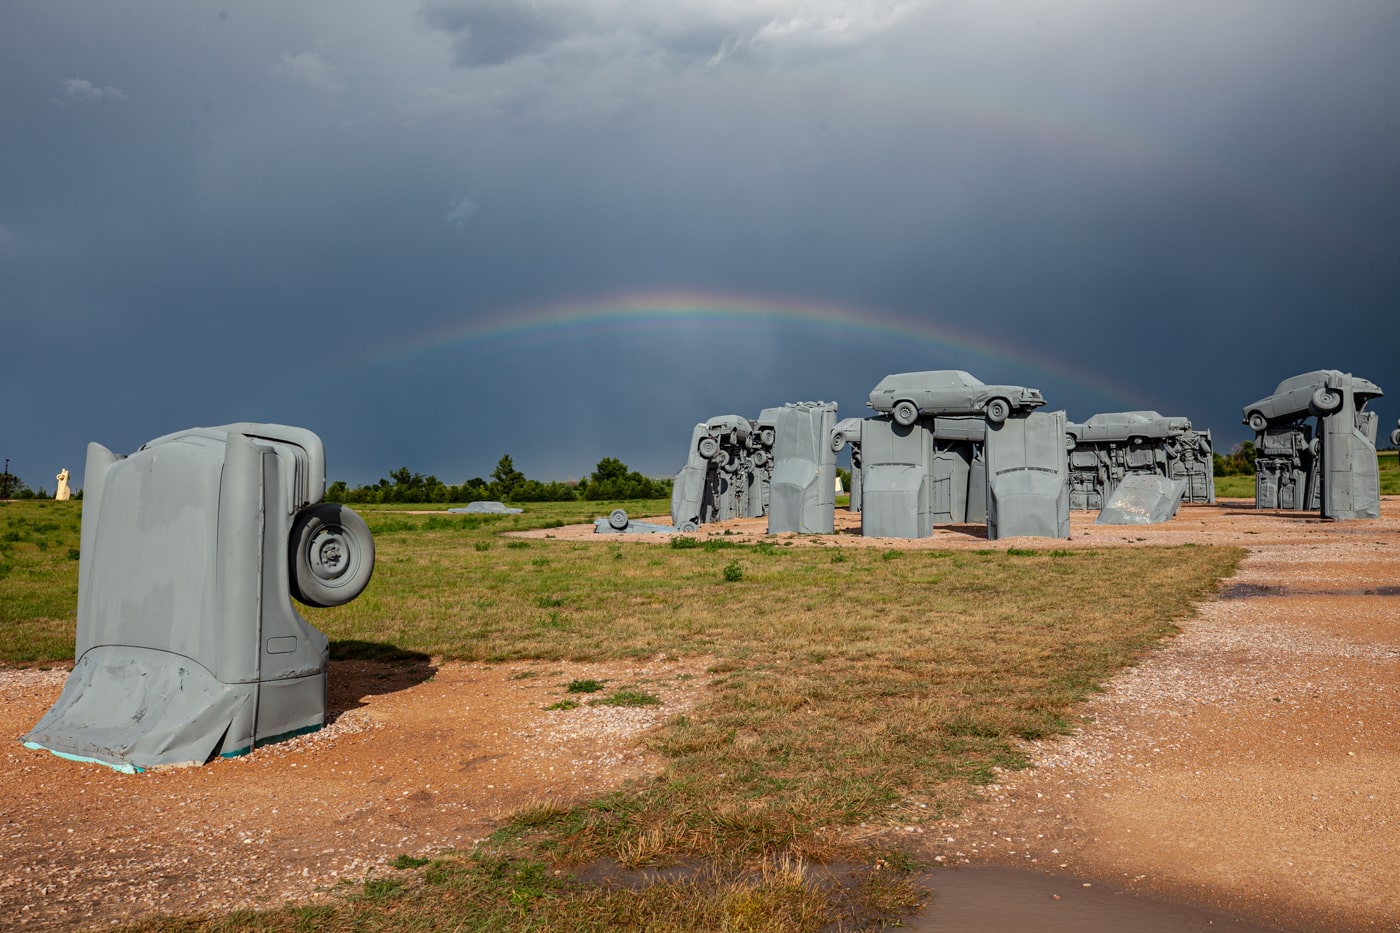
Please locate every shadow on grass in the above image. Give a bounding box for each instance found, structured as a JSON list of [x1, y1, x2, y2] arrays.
[[326, 640, 436, 719]]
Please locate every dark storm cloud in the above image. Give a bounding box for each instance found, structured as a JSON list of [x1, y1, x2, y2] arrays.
[[1, 1, 1397, 493], [420, 1, 579, 67]]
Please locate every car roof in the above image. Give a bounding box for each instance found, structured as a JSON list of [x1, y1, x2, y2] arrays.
[[875, 370, 982, 389]]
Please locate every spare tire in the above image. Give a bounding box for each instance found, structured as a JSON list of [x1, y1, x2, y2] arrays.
[[608, 509, 629, 530], [289, 503, 375, 608], [1312, 386, 1342, 413]]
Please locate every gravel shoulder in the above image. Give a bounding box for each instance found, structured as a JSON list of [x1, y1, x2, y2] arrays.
[[4, 498, 1398, 930]]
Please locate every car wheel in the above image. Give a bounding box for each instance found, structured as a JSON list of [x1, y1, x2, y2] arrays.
[[1247, 411, 1268, 432], [1065, 433, 1078, 451], [678, 520, 699, 533], [1391, 428, 1400, 447], [830, 431, 847, 453], [1309, 437, 1322, 456], [892, 400, 919, 426], [750, 449, 769, 468], [698, 436, 719, 459], [289, 503, 375, 608], [608, 509, 629, 530], [985, 398, 1010, 424], [1311, 387, 1341, 413]]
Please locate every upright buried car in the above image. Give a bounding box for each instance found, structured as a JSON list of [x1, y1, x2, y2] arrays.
[[23, 423, 373, 771], [867, 370, 1045, 427]]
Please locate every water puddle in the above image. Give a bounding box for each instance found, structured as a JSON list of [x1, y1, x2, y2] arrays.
[[907, 866, 1287, 932], [1220, 583, 1400, 599]]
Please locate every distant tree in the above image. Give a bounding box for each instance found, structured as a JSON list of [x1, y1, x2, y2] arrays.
[[582, 457, 670, 500], [490, 455, 526, 500], [1213, 440, 1257, 477], [511, 479, 577, 502], [0, 472, 33, 499]]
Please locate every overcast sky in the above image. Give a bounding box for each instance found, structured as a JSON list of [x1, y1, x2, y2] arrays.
[[3, 1, 1397, 491]]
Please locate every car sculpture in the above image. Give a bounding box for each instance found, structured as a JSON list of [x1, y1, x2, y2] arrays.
[[1242, 369, 1382, 432], [867, 370, 1045, 426], [1066, 411, 1191, 446]]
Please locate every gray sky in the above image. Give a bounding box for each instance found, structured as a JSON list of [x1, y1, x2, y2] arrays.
[[3, 1, 1397, 490]]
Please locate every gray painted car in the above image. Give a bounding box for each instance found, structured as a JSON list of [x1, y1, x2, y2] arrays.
[[867, 370, 1045, 426], [1066, 411, 1191, 446], [1242, 369, 1382, 431]]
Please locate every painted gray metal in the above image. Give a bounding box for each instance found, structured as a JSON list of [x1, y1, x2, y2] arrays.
[[593, 509, 677, 534], [449, 501, 522, 514], [1243, 370, 1384, 519], [1095, 473, 1187, 525], [927, 416, 985, 524], [984, 410, 1071, 540], [1065, 411, 1214, 509], [829, 417, 864, 513], [1255, 424, 1320, 510], [670, 422, 709, 531], [767, 402, 837, 534], [23, 423, 372, 772], [867, 370, 1045, 427], [1167, 428, 1216, 505], [859, 415, 934, 538], [670, 414, 769, 531], [1392, 419, 1400, 448]]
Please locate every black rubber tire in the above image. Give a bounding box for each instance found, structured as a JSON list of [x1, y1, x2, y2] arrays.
[[608, 509, 629, 530], [698, 436, 719, 459], [1312, 387, 1341, 413], [289, 503, 375, 608], [1247, 411, 1268, 433], [892, 400, 919, 427], [985, 398, 1011, 424]]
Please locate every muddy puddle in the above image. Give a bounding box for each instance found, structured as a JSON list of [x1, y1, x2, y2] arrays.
[[910, 867, 1285, 932]]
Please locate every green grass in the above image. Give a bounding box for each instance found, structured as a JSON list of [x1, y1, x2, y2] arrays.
[[0, 500, 83, 665], [5, 497, 1252, 931]]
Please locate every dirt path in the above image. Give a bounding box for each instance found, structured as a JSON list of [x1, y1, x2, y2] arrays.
[[922, 501, 1400, 931], [3, 499, 1397, 930]]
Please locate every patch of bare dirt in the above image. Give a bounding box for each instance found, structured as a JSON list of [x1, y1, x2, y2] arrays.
[[1, 657, 710, 930]]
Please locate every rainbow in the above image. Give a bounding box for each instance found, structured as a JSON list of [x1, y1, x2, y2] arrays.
[[370, 289, 1152, 409]]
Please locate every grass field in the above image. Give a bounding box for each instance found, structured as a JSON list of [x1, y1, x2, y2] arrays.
[[1, 497, 1248, 930]]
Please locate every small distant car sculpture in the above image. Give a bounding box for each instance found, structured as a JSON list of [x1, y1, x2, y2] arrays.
[[867, 370, 1045, 426], [1066, 411, 1191, 446], [1242, 370, 1382, 432]]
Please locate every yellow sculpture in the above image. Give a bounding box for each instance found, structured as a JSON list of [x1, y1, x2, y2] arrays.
[[55, 468, 71, 501]]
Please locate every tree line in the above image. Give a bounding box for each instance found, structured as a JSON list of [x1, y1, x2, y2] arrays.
[[324, 455, 672, 505], [1212, 441, 1257, 477]]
